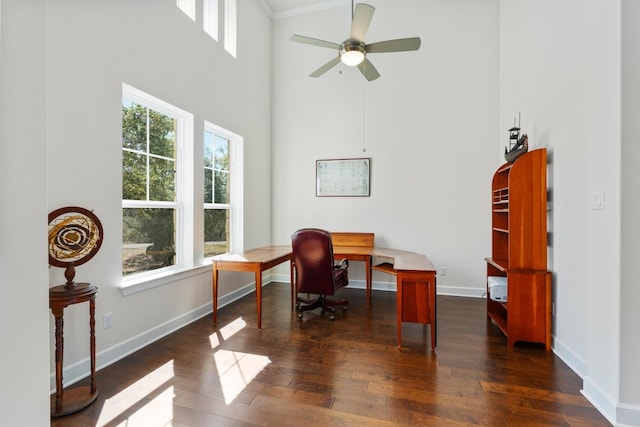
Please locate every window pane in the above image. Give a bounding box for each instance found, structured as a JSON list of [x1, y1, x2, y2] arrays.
[[149, 111, 176, 158], [123, 208, 176, 275], [214, 135, 229, 169], [214, 135, 229, 204], [204, 133, 214, 168], [204, 209, 229, 257], [122, 102, 148, 152], [204, 168, 213, 203], [123, 151, 147, 200], [149, 156, 175, 201], [214, 170, 229, 204]]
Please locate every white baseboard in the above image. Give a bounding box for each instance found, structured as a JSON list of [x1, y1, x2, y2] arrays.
[[581, 378, 640, 426], [271, 273, 486, 298], [582, 376, 617, 426], [617, 402, 640, 426], [550, 335, 588, 378]]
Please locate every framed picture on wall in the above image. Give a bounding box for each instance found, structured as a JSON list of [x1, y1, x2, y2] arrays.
[[316, 158, 371, 197]]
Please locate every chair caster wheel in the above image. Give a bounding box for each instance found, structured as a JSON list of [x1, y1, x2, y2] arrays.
[[297, 312, 303, 319], [330, 314, 336, 320]]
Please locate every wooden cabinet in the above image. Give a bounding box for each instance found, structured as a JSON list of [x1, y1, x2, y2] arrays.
[[485, 149, 551, 350]]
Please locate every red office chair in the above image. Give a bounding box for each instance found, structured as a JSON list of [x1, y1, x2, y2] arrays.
[[291, 228, 349, 320]]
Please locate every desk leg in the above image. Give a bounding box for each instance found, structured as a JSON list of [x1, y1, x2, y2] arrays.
[[256, 269, 263, 330], [365, 256, 372, 308], [431, 275, 437, 351], [396, 277, 403, 347], [212, 264, 219, 324]]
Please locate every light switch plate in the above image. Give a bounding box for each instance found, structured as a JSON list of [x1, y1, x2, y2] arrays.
[[591, 191, 605, 210]]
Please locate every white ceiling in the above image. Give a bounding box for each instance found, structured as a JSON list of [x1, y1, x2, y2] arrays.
[[261, 0, 351, 19]]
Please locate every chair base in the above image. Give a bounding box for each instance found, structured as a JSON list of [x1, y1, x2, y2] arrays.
[[296, 295, 348, 320]]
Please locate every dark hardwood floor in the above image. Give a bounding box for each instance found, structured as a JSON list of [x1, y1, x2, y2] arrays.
[[52, 284, 611, 426]]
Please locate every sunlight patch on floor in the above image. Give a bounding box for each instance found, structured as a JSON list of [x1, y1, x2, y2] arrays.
[[214, 350, 271, 404], [209, 316, 271, 405], [96, 360, 174, 426], [209, 317, 247, 349], [112, 386, 175, 427]]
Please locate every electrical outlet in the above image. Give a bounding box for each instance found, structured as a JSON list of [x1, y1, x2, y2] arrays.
[[103, 313, 113, 329], [440, 266, 447, 276]]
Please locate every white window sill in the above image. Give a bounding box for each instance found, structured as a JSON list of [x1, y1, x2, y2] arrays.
[[120, 262, 212, 296]]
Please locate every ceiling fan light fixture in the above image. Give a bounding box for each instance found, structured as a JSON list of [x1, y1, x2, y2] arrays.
[[340, 40, 366, 66]]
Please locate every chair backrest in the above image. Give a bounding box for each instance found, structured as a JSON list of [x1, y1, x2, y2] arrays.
[[291, 228, 336, 295]]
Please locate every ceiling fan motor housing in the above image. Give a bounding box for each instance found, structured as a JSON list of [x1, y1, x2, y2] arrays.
[[340, 39, 366, 66]]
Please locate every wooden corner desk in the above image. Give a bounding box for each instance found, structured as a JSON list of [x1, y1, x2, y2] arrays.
[[211, 233, 437, 350]]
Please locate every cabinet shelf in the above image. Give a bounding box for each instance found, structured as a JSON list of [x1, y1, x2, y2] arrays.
[[486, 149, 551, 351]]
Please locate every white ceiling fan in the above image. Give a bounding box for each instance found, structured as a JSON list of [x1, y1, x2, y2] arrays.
[[289, 2, 421, 81]]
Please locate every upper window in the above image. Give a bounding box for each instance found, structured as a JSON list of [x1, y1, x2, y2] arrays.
[[177, 0, 196, 21], [204, 122, 243, 257], [122, 84, 192, 279], [204, 0, 219, 40], [175, 0, 235, 57], [224, 0, 236, 57]]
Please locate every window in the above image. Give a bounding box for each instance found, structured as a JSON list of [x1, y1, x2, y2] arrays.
[[121, 84, 241, 291], [175, 0, 235, 57], [177, 0, 196, 21], [204, 122, 243, 257], [204, 0, 219, 40], [224, 0, 237, 57], [122, 84, 193, 279]]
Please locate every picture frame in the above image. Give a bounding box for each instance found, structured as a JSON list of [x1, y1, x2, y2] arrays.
[[316, 158, 371, 197]]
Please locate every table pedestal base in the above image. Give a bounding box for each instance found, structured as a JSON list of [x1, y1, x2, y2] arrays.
[[51, 386, 98, 417]]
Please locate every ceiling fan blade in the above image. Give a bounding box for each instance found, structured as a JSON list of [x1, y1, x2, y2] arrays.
[[309, 56, 341, 78], [290, 34, 340, 50], [357, 58, 380, 81], [350, 3, 375, 41], [366, 37, 421, 53]]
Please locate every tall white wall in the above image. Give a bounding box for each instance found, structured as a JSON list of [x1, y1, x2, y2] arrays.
[[272, 0, 499, 295], [42, 0, 272, 389], [621, 0, 640, 424], [500, 0, 627, 424], [0, 1, 51, 425]]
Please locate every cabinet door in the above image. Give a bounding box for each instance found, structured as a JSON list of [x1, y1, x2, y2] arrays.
[[507, 270, 551, 348]]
